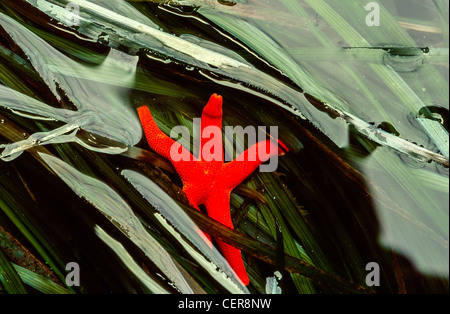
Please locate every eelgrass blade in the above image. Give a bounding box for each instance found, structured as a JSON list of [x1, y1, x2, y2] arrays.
[[12, 264, 72, 294], [0, 247, 27, 294]]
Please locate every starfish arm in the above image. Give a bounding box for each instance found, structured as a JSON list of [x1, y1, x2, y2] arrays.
[[221, 139, 286, 190], [204, 191, 249, 286], [138, 106, 191, 161], [200, 94, 223, 159]]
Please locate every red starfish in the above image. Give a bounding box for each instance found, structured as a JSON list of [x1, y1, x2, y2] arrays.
[[137, 94, 288, 286]]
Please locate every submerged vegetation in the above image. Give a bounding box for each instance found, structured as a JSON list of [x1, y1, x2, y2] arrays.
[[0, 0, 448, 294]]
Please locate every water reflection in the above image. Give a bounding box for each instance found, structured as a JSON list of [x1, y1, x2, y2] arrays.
[[361, 149, 448, 277], [0, 12, 141, 161]]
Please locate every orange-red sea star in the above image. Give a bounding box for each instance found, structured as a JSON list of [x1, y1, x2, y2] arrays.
[[137, 94, 288, 286]]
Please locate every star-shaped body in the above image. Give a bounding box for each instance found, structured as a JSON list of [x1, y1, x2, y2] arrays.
[[138, 94, 287, 286]]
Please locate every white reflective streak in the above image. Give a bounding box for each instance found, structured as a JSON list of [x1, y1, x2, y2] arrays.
[[95, 225, 170, 294]]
